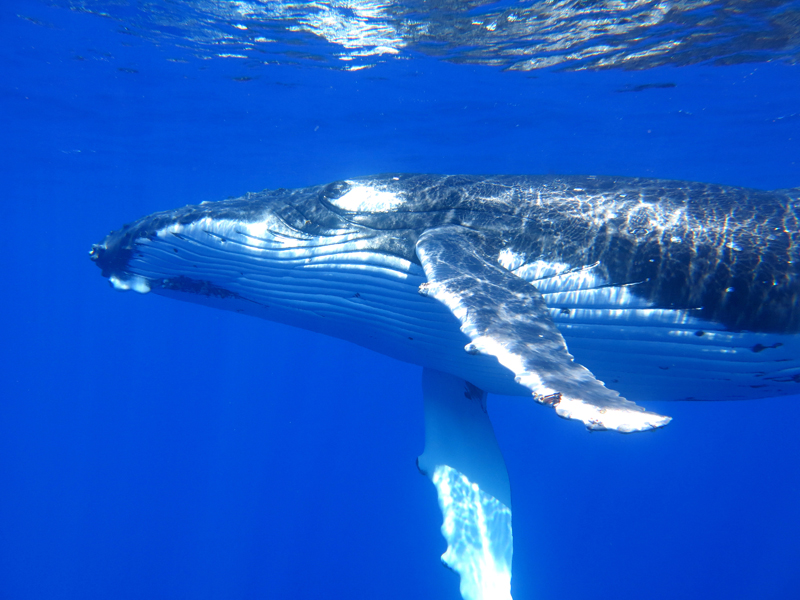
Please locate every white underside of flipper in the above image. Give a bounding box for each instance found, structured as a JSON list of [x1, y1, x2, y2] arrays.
[[432, 465, 513, 600], [418, 368, 513, 600]]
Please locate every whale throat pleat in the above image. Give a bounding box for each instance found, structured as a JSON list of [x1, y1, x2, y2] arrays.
[[122, 218, 532, 394]]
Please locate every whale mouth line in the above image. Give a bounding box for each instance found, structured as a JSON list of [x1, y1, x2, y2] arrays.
[[157, 275, 257, 303]]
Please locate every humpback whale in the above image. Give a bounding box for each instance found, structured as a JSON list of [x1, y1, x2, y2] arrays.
[[91, 174, 800, 600]]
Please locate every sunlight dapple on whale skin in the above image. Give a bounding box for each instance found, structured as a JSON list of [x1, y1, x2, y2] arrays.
[[90, 174, 800, 600]]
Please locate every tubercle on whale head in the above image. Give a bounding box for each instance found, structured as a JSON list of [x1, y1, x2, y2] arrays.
[[88, 197, 221, 280]]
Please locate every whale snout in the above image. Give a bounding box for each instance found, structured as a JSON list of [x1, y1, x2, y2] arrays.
[[90, 228, 143, 291], [89, 242, 107, 269], [90, 233, 128, 276]]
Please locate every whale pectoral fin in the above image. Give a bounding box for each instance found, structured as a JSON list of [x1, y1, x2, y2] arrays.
[[415, 225, 671, 433], [418, 368, 513, 600]]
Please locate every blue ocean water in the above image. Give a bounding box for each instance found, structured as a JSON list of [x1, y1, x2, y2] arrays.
[[2, 1, 800, 599]]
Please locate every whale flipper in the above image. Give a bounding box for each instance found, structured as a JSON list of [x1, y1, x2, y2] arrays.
[[418, 368, 513, 600], [416, 225, 671, 433]]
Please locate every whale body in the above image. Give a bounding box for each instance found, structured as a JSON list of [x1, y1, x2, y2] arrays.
[[91, 174, 800, 600]]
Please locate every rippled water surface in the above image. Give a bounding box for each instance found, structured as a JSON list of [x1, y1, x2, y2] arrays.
[[43, 0, 800, 70]]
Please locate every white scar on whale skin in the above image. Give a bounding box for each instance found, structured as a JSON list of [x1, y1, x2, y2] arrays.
[[329, 183, 404, 212]]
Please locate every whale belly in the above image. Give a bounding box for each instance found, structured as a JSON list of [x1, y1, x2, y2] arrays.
[[514, 260, 800, 402]]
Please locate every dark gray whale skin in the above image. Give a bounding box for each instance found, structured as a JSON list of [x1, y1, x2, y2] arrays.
[[92, 173, 800, 335]]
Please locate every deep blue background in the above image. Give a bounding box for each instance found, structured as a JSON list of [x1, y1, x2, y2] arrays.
[[2, 2, 800, 599]]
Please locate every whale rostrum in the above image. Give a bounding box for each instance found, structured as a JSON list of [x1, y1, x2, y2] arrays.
[[91, 174, 800, 600]]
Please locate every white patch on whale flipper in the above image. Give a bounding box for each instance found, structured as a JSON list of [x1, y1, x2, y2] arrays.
[[418, 369, 513, 600], [432, 466, 512, 600]]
